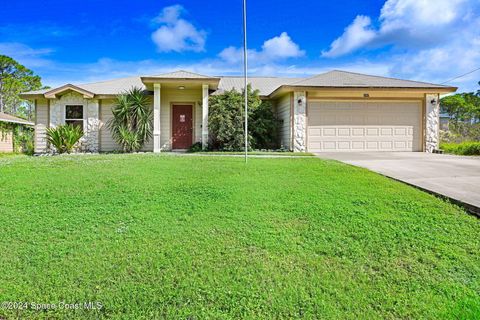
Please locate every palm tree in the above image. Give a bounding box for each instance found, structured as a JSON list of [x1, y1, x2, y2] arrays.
[[107, 87, 153, 152]]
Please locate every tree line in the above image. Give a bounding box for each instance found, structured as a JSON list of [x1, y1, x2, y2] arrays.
[[0, 55, 46, 119]]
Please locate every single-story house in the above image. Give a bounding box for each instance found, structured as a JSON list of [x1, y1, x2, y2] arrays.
[[0, 112, 34, 153], [21, 70, 456, 153]]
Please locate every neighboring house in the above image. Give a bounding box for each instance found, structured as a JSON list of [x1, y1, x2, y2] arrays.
[[0, 112, 34, 153], [439, 113, 450, 131], [21, 70, 456, 153]]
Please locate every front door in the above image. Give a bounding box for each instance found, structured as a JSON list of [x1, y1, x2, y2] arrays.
[[172, 105, 193, 149]]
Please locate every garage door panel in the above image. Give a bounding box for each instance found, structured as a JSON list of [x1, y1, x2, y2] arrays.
[[395, 141, 407, 149], [394, 127, 407, 136], [308, 101, 422, 152], [352, 141, 365, 150], [323, 141, 336, 150], [366, 128, 379, 136], [338, 128, 350, 136], [366, 141, 379, 150], [381, 128, 393, 136], [337, 141, 351, 150], [323, 128, 336, 136], [352, 128, 365, 136]]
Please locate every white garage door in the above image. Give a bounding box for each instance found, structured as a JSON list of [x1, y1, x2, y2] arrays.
[[308, 101, 422, 152]]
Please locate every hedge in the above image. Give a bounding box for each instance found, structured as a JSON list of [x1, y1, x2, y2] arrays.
[[440, 141, 480, 155]]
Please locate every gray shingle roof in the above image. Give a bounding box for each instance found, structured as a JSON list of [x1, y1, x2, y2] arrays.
[[21, 69, 455, 97], [217, 76, 303, 96], [79, 76, 146, 95], [291, 70, 451, 89], [144, 70, 217, 79], [19, 76, 145, 96]]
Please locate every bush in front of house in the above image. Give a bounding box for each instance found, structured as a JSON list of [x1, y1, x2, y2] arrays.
[[440, 141, 480, 155], [46, 124, 83, 154], [188, 142, 203, 153], [108, 87, 153, 153], [208, 85, 279, 151], [13, 126, 34, 154], [0, 121, 34, 155]]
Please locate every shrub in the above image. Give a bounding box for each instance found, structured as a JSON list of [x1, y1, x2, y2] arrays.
[[0, 121, 34, 154], [13, 126, 34, 154], [108, 87, 153, 153], [208, 85, 279, 151], [188, 142, 203, 153], [250, 100, 279, 149], [440, 141, 480, 156], [46, 124, 83, 154]]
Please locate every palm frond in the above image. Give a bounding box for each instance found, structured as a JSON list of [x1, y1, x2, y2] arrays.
[[107, 86, 153, 152]]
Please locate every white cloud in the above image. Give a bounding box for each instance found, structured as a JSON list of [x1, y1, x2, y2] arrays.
[[262, 32, 305, 59], [0, 42, 54, 68], [321, 16, 376, 58], [218, 32, 304, 65], [322, 0, 475, 57], [151, 5, 206, 53], [320, 0, 480, 91], [379, 0, 464, 31]]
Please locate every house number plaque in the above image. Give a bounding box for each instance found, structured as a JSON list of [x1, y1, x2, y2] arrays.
[[180, 115, 185, 122]]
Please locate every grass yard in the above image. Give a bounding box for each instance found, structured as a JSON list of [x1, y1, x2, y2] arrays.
[[192, 151, 315, 156], [0, 154, 479, 319]]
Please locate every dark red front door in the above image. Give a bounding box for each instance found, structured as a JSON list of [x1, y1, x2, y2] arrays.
[[172, 105, 193, 149]]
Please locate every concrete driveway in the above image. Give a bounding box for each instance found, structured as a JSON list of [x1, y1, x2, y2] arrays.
[[316, 152, 480, 214]]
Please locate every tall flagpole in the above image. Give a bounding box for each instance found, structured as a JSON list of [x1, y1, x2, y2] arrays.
[[243, 0, 248, 163]]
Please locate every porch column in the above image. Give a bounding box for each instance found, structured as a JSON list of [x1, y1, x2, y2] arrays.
[[153, 83, 161, 153], [425, 93, 440, 153], [293, 91, 307, 152], [202, 84, 209, 150]]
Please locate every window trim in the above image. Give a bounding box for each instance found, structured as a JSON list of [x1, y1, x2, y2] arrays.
[[64, 104, 85, 132]]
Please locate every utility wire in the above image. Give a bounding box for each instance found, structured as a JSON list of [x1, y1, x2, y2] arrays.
[[440, 67, 480, 84]]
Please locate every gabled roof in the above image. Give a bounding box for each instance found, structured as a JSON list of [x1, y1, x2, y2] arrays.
[[290, 70, 452, 89], [140, 70, 221, 87], [0, 112, 34, 126], [144, 70, 217, 79], [44, 84, 95, 99]]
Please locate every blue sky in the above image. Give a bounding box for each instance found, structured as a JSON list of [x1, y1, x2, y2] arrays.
[[1, 0, 479, 92]]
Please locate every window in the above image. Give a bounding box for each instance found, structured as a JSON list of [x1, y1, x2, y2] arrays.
[[65, 105, 84, 131]]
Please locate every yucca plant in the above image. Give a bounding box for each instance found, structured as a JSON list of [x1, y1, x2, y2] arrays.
[[46, 124, 83, 154], [108, 87, 153, 152]]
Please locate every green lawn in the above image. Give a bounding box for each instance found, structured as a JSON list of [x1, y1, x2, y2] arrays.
[[0, 154, 479, 319], [192, 151, 315, 156]]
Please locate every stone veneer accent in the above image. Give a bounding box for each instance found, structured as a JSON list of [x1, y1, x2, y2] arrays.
[[49, 92, 99, 153], [425, 93, 440, 153], [293, 91, 307, 152]]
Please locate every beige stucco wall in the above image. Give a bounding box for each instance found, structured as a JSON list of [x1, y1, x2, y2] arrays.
[[0, 130, 13, 152], [34, 98, 49, 153], [276, 93, 291, 150]]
